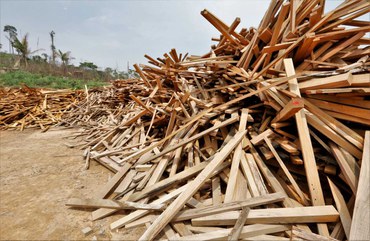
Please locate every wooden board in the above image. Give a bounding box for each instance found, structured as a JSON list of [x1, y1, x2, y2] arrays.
[[349, 131, 370, 241], [191, 206, 339, 226]]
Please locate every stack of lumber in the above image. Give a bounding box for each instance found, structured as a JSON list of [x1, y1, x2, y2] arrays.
[[0, 85, 85, 131], [65, 1, 370, 240], [60, 80, 160, 127]]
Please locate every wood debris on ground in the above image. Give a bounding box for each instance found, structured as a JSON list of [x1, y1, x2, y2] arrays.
[[0, 85, 86, 131], [59, 0, 370, 240]]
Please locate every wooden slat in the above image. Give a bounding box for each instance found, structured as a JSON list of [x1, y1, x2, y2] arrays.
[[173, 224, 289, 241], [349, 131, 370, 241], [173, 192, 285, 222], [284, 58, 329, 237], [327, 178, 352, 239], [66, 198, 165, 210], [191, 206, 339, 226]]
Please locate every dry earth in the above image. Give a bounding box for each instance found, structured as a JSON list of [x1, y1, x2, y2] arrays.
[[0, 127, 145, 240]]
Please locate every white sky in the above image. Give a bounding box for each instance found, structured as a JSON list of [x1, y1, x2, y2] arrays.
[[0, 0, 368, 71]]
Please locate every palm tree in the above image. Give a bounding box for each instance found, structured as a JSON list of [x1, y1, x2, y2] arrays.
[[3, 25, 17, 54], [12, 33, 40, 67], [57, 49, 74, 73], [50, 30, 56, 64]]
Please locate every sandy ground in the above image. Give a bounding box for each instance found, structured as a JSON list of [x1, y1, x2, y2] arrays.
[[0, 127, 145, 240]]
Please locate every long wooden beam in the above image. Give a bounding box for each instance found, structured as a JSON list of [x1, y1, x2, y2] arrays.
[[191, 206, 339, 226], [349, 131, 370, 241], [284, 58, 329, 237]]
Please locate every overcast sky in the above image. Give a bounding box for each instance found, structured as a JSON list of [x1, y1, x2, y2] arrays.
[[0, 0, 364, 71]]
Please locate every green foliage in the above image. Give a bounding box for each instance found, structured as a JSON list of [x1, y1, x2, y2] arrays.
[[57, 49, 73, 66], [103, 68, 139, 79], [0, 70, 108, 89], [1, 24, 138, 83], [79, 61, 98, 70], [3, 25, 18, 54], [0, 52, 15, 67], [11, 33, 41, 66], [3, 25, 17, 38], [32, 55, 47, 63]]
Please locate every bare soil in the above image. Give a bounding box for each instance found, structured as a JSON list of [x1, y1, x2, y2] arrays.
[[0, 127, 144, 240]]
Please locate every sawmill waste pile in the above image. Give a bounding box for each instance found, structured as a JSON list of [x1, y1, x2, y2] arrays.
[[0, 85, 86, 131], [6, 0, 370, 240]]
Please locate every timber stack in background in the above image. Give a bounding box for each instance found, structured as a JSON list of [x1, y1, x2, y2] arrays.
[[0, 85, 86, 131], [1, 0, 369, 240]]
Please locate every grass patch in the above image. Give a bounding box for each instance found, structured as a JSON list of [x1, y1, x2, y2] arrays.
[[0, 70, 108, 89]]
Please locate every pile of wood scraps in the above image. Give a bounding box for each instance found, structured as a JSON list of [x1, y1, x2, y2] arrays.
[[60, 79, 171, 128], [0, 85, 85, 131], [65, 1, 369, 241]]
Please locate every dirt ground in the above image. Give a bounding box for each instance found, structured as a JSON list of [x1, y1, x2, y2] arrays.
[[0, 127, 145, 240]]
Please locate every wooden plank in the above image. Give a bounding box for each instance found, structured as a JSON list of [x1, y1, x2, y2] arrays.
[[250, 129, 274, 146], [264, 137, 309, 205], [349, 131, 370, 241], [114, 170, 136, 193], [242, 234, 290, 240], [172, 222, 193, 236], [138, 130, 247, 241], [172, 224, 289, 241], [271, 97, 304, 123], [95, 162, 132, 199], [240, 153, 260, 197], [134, 64, 152, 87], [191, 206, 339, 226], [284, 58, 329, 237], [173, 192, 285, 222], [211, 177, 222, 205], [224, 109, 248, 203], [244, 153, 269, 195], [228, 207, 250, 241], [127, 161, 209, 202], [66, 198, 165, 210], [352, 73, 370, 86], [117, 108, 212, 165], [307, 98, 370, 121], [137, 115, 239, 164], [110, 184, 189, 229], [298, 72, 352, 91], [304, 98, 364, 149], [325, 110, 370, 126], [306, 112, 363, 159], [293, 226, 340, 241], [306, 95, 370, 109], [317, 32, 365, 62], [328, 178, 352, 239], [329, 142, 359, 193], [201, 9, 239, 46], [263, 2, 291, 67], [163, 225, 180, 240]]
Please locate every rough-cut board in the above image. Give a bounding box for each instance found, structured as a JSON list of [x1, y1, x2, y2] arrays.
[[95, 163, 132, 199], [271, 97, 304, 123], [327, 178, 352, 239], [110, 184, 189, 230], [227, 207, 250, 241], [349, 131, 370, 241], [191, 205, 339, 226], [168, 224, 290, 241], [65, 198, 165, 210], [284, 58, 329, 237], [173, 192, 285, 221]]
